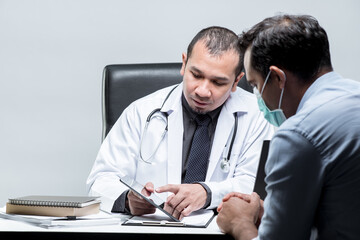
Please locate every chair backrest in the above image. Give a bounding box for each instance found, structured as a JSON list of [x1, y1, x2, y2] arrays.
[[101, 63, 252, 140]]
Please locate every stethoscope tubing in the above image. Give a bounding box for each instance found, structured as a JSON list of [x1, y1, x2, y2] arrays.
[[139, 85, 238, 172], [226, 113, 238, 161]]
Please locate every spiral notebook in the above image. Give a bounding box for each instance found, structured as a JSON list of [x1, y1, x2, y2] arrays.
[[8, 195, 100, 208], [6, 195, 101, 217]]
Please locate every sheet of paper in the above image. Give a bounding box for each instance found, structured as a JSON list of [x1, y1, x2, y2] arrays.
[[0, 206, 120, 228]]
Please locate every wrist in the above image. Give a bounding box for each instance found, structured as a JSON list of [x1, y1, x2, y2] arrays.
[[125, 191, 131, 213], [196, 182, 212, 208], [231, 219, 258, 240]]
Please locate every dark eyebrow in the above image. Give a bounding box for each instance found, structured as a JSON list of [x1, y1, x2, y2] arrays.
[[189, 66, 203, 74], [189, 66, 230, 82]]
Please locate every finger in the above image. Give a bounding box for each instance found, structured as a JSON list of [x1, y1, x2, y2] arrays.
[[142, 182, 155, 196], [164, 193, 185, 218], [144, 182, 154, 191], [250, 192, 260, 205], [174, 199, 190, 219], [172, 207, 182, 219], [219, 197, 237, 211], [162, 194, 175, 213], [129, 193, 153, 208], [241, 194, 252, 203], [131, 205, 156, 216], [217, 201, 224, 212], [132, 202, 155, 210], [165, 193, 175, 203], [260, 198, 264, 208], [222, 192, 242, 202], [249, 192, 261, 224], [156, 184, 179, 194], [179, 205, 192, 220], [221, 193, 234, 202], [164, 203, 179, 216], [219, 192, 241, 211], [166, 193, 185, 213], [129, 190, 143, 200], [171, 199, 189, 220], [128, 194, 157, 216], [222, 192, 250, 202], [249, 192, 261, 211]]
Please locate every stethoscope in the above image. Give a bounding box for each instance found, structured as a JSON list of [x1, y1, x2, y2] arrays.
[[139, 85, 238, 173], [220, 112, 238, 172]]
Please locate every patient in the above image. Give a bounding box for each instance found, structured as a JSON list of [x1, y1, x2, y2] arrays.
[[217, 14, 360, 240]]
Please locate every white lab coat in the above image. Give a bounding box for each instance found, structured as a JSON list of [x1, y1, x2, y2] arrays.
[[86, 83, 274, 213]]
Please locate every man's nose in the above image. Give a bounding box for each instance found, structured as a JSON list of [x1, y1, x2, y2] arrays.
[[195, 80, 211, 98]]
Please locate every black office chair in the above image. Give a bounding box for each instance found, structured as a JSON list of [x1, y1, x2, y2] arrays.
[[101, 63, 252, 140]]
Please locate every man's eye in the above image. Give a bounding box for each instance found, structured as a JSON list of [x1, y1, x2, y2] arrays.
[[191, 72, 201, 79], [213, 81, 225, 86]]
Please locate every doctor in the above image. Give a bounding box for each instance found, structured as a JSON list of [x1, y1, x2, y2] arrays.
[[87, 26, 273, 219]]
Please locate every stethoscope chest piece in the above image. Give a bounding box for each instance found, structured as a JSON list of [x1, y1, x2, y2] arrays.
[[220, 158, 230, 173], [219, 112, 238, 173]]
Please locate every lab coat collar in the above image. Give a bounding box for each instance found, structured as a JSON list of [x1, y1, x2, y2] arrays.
[[223, 87, 250, 114], [160, 84, 250, 116], [160, 82, 183, 115]]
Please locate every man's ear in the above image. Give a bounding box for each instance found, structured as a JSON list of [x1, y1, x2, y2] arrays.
[[269, 66, 286, 89], [232, 72, 245, 92], [180, 53, 187, 76]]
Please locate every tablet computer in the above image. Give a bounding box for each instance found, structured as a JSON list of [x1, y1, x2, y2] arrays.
[[119, 176, 180, 222]]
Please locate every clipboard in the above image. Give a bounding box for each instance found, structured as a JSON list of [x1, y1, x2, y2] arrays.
[[122, 209, 215, 228]]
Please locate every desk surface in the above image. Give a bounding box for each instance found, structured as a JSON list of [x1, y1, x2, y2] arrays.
[[0, 214, 232, 240]]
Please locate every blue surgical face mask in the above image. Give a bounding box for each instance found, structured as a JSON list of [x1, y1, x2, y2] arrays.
[[253, 71, 286, 127]]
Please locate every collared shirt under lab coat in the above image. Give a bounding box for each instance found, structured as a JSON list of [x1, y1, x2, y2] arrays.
[[86, 83, 274, 213]]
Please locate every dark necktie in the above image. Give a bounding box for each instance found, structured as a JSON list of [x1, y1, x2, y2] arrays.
[[184, 114, 211, 183]]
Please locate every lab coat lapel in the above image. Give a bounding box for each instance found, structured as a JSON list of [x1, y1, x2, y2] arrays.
[[161, 84, 183, 185], [206, 91, 247, 181], [206, 104, 234, 181]]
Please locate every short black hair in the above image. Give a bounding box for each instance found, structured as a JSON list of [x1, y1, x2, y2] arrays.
[[187, 26, 242, 77], [238, 14, 333, 80]]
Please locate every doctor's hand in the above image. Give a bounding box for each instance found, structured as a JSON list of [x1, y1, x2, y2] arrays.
[[216, 192, 261, 240], [156, 183, 207, 220], [127, 182, 156, 216]]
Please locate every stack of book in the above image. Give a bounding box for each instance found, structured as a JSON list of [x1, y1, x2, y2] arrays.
[[6, 195, 101, 217]]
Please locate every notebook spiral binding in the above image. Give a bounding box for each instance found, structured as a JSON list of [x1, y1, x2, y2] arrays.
[[8, 199, 83, 208]]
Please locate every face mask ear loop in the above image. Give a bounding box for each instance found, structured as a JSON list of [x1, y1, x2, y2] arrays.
[[277, 70, 286, 109], [278, 88, 285, 109], [261, 71, 272, 96]]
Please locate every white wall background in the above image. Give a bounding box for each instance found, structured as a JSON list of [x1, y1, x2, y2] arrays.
[[0, 0, 359, 206]]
